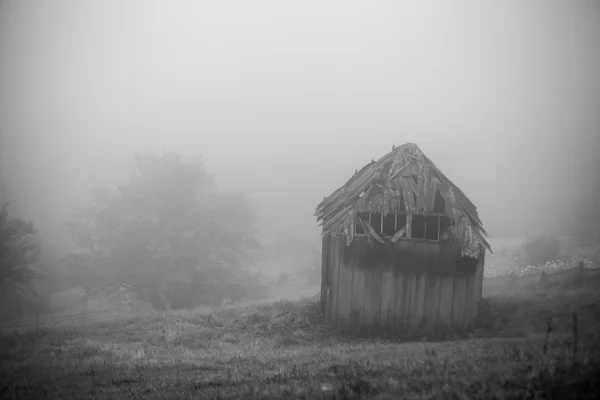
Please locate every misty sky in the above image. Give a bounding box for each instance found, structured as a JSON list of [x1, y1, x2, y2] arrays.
[[1, 0, 599, 244]]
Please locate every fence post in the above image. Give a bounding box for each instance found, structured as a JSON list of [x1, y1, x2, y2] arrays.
[[572, 308, 579, 365], [84, 298, 88, 323], [35, 305, 40, 335], [509, 272, 517, 287], [539, 270, 548, 288]]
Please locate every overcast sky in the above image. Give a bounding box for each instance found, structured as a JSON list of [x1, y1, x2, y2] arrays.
[[1, 0, 599, 244]]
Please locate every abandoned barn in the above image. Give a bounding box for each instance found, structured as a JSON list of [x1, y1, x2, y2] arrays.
[[315, 143, 491, 335]]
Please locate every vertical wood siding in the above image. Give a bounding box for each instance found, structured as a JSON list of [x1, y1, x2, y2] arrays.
[[321, 235, 482, 335], [327, 236, 340, 325], [422, 275, 441, 332], [320, 235, 329, 315], [475, 251, 485, 305], [437, 276, 455, 330], [380, 265, 396, 328], [336, 257, 353, 328]]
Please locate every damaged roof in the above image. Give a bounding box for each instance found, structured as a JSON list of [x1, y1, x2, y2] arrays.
[[315, 143, 491, 258]]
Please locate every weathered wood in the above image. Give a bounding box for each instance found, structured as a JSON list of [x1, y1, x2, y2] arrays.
[[474, 251, 485, 304], [417, 273, 428, 329], [405, 273, 417, 332], [361, 266, 373, 327], [451, 277, 467, 328], [315, 144, 491, 256], [438, 275, 455, 330], [408, 273, 426, 333], [380, 267, 396, 329], [393, 272, 407, 331], [342, 237, 469, 277], [336, 263, 353, 329], [320, 235, 329, 315], [463, 272, 475, 329], [400, 272, 413, 333], [328, 237, 340, 326], [363, 264, 382, 328], [327, 235, 481, 335], [422, 275, 441, 333], [350, 266, 365, 329], [324, 236, 334, 323]]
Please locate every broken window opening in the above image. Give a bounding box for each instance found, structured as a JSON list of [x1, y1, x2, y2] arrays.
[[371, 212, 383, 233], [433, 190, 445, 213], [410, 214, 454, 240], [355, 212, 370, 235], [425, 215, 440, 240], [399, 195, 406, 213], [382, 213, 396, 236], [352, 211, 451, 242], [354, 212, 452, 241], [411, 215, 426, 239], [439, 215, 452, 238], [396, 214, 407, 237]]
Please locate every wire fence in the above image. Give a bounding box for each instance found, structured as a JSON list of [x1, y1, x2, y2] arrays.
[[483, 260, 600, 297]]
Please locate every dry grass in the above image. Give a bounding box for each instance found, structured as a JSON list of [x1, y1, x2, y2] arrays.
[[1, 276, 600, 399]]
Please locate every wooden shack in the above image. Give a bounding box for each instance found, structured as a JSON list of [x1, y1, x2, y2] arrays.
[[315, 143, 491, 335]]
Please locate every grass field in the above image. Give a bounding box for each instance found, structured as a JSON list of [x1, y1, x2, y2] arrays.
[[2, 268, 600, 400]]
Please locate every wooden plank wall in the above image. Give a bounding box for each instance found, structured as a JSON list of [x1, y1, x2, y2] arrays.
[[475, 252, 485, 305], [437, 276, 455, 331], [326, 235, 481, 335], [327, 237, 340, 325], [335, 254, 353, 328], [422, 275, 440, 333], [379, 264, 396, 328], [320, 235, 329, 315]]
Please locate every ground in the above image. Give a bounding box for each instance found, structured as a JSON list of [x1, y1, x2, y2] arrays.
[[2, 237, 599, 399], [2, 267, 600, 400], [270, 280, 319, 301]]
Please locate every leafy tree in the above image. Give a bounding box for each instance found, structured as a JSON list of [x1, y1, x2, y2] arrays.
[[0, 202, 41, 292], [66, 152, 269, 310], [0, 203, 44, 320]]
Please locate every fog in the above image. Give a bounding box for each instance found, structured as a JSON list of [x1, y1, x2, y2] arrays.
[[1, 0, 599, 245]]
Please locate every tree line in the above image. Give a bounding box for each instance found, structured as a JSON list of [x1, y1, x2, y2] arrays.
[[1, 152, 271, 317]]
